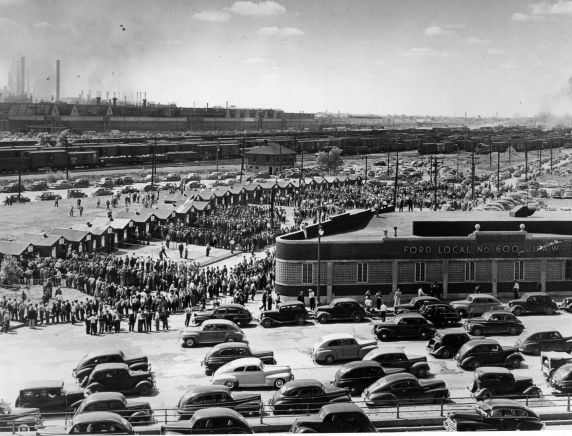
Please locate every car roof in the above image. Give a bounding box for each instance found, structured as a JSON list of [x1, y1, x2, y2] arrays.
[[475, 367, 510, 376], [278, 302, 305, 308], [521, 292, 550, 297], [220, 303, 247, 309], [222, 357, 261, 367], [72, 411, 131, 425], [179, 386, 230, 403], [20, 380, 64, 390], [192, 407, 245, 421], [338, 361, 382, 372], [366, 348, 403, 356], [80, 349, 123, 360], [465, 339, 500, 346], [524, 330, 559, 337], [541, 351, 572, 358], [82, 392, 126, 404], [320, 403, 364, 415], [396, 312, 425, 318], [318, 333, 356, 342], [202, 319, 239, 326], [483, 398, 530, 409], [381, 373, 416, 383], [211, 342, 249, 351], [330, 298, 358, 304], [92, 362, 129, 372], [282, 379, 323, 389], [467, 294, 497, 299], [485, 310, 513, 315]]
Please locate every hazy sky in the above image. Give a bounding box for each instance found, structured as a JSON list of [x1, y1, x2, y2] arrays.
[[1, 0, 572, 116]]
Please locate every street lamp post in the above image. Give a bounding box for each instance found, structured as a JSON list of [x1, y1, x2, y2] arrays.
[[316, 224, 324, 305]]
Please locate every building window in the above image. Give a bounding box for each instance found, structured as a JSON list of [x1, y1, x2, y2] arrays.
[[415, 262, 426, 282], [357, 263, 368, 283], [302, 263, 313, 284], [565, 260, 572, 280], [465, 261, 476, 282], [514, 261, 524, 281]]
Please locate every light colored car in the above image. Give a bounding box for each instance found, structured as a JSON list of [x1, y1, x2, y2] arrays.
[[180, 319, 246, 348], [95, 177, 113, 188], [51, 180, 72, 190], [311, 333, 377, 365], [450, 294, 504, 318], [211, 357, 293, 390]]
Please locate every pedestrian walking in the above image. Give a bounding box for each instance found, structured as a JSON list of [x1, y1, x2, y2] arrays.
[[379, 301, 387, 322], [513, 281, 520, 299], [393, 288, 402, 308], [308, 289, 316, 311]]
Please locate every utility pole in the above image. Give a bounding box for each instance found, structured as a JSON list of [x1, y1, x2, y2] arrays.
[[524, 130, 528, 182], [270, 186, 275, 229], [471, 144, 476, 201], [497, 147, 501, 199], [393, 150, 399, 208], [387, 141, 391, 176], [298, 150, 304, 208], [239, 154, 244, 183]]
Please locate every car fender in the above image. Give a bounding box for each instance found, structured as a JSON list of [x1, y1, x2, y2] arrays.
[[434, 346, 449, 358], [266, 372, 292, 383], [75, 369, 92, 382], [130, 362, 149, 372], [85, 382, 103, 393], [523, 386, 541, 396], [315, 311, 332, 321], [411, 361, 430, 372], [213, 374, 238, 385], [510, 305, 524, 314], [376, 328, 395, 338], [135, 380, 153, 390], [473, 388, 492, 400], [329, 396, 351, 404], [359, 346, 378, 358], [68, 399, 84, 411], [368, 392, 397, 406], [314, 350, 335, 361]]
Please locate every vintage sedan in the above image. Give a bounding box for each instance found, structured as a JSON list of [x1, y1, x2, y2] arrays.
[[14, 380, 84, 412], [161, 407, 253, 435], [36, 192, 62, 201], [0, 400, 43, 432], [444, 399, 544, 431], [259, 302, 309, 327], [541, 351, 572, 379], [395, 296, 441, 313], [211, 357, 293, 390], [463, 311, 524, 336], [90, 187, 114, 196], [419, 303, 461, 326], [73, 349, 150, 383], [176, 386, 261, 419], [331, 361, 403, 395], [427, 331, 482, 359], [361, 373, 449, 407], [559, 297, 572, 312], [315, 298, 367, 323], [373, 313, 436, 341], [507, 292, 558, 315], [180, 319, 246, 348], [72, 392, 154, 424], [268, 379, 350, 415], [38, 411, 135, 435], [290, 403, 376, 433], [202, 342, 275, 376], [362, 348, 430, 378], [468, 367, 541, 400], [515, 330, 572, 355], [193, 304, 253, 327], [312, 333, 377, 364], [450, 294, 504, 318], [455, 339, 524, 371], [67, 189, 87, 199], [5, 194, 30, 203], [549, 363, 572, 394], [83, 363, 155, 396]]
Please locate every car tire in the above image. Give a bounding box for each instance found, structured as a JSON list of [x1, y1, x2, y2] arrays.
[[513, 307, 523, 316], [325, 355, 335, 364], [469, 359, 481, 370], [416, 367, 428, 378], [138, 384, 152, 396], [261, 318, 272, 328], [546, 307, 555, 315], [296, 315, 305, 325], [274, 378, 285, 389], [317, 314, 328, 324], [480, 389, 493, 400], [441, 348, 452, 359], [352, 312, 362, 322], [379, 331, 390, 341], [226, 337, 236, 342], [472, 327, 483, 336], [17, 424, 30, 432], [185, 338, 196, 347], [508, 326, 518, 335], [458, 310, 467, 318], [507, 357, 522, 369], [419, 330, 429, 339], [527, 387, 542, 398], [225, 380, 236, 389]]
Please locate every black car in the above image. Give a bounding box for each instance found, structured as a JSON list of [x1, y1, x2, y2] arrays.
[[463, 311, 524, 336], [541, 351, 572, 379], [193, 304, 253, 327], [73, 349, 150, 383], [161, 407, 253, 434], [36, 192, 62, 201], [67, 189, 87, 199], [508, 292, 558, 315], [469, 367, 541, 400], [6, 194, 30, 203], [331, 361, 403, 395], [39, 411, 135, 435], [515, 330, 572, 355], [362, 348, 430, 378], [419, 303, 461, 326], [259, 302, 309, 328], [202, 342, 275, 376], [176, 386, 261, 419], [361, 373, 449, 407], [427, 331, 481, 359], [72, 179, 90, 188], [0, 401, 43, 432], [549, 363, 572, 394], [73, 392, 154, 424], [290, 403, 376, 433], [373, 313, 436, 341], [268, 379, 350, 415], [395, 296, 441, 314], [455, 339, 524, 371], [444, 399, 544, 431], [82, 363, 155, 396], [315, 298, 366, 323], [14, 380, 84, 412]]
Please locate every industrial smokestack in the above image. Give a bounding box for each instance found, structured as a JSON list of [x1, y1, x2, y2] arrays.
[[142, 99, 147, 108], [112, 97, 117, 106], [96, 96, 101, 105], [56, 60, 60, 101], [105, 91, 109, 101], [20, 57, 25, 96]]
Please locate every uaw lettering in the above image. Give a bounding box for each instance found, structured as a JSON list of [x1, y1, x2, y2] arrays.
[[404, 243, 560, 255]]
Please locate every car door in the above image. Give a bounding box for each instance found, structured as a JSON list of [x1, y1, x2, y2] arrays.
[[327, 340, 343, 360], [388, 353, 409, 370], [487, 314, 503, 334], [398, 318, 416, 337], [331, 302, 344, 319], [200, 324, 216, 343], [541, 331, 563, 352], [212, 308, 225, 320], [485, 344, 504, 365], [341, 338, 360, 360], [242, 365, 264, 387]]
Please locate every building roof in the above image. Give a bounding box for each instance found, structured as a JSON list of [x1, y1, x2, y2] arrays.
[[70, 223, 109, 236], [191, 201, 211, 211], [151, 207, 177, 220], [92, 217, 132, 230], [176, 201, 195, 215], [0, 240, 31, 256], [245, 142, 296, 156], [49, 228, 89, 242], [22, 234, 61, 247], [115, 211, 155, 223]]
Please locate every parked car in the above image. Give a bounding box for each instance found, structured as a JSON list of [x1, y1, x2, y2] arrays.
[[28, 181, 48, 191], [362, 348, 430, 378], [193, 303, 253, 327], [82, 363, 155, 396], [35, 192, 61, 201], [73, 349, 150, 383], [184, 173, 201, 182], [211, 357, 293, 390], [73, 392, 154, 424], [541, 351, 572, 379], [395, 296, 441, 313], [427, 331, 482, 359], [507, 292, 558, 315], [268, 379, 350, 415], [202, 342, 275, 376], [361, 372, 449, 407], [515, 330, 572, 355], [5, 194, 30, 203], [176, 386, 261, 419], [51, 180, 72, 190], [290, 403, 376, 433], [1, 182, 24, 192], [164, 173, 181, 181], [142, 183, 160, 192], [549, 363, 572, 393], [72, 179, 90, 188], [373, 313, 436, 341], [315, 298, 367, 323], [443, 399, 544, 431], [463, 311, 524, 336], [455, 339, 524, 370], [450, 294, 504, 318], [95, 177, 114, 188], [311, 333, 377, 364], [121, 185, 139, 194], [468, 367, 541, 400], [259, 302, 309, 327], [90, 187, 114, 196], [0, 401, 43, 432], [180, 319, 246, 348], [419, 303, 461, 326], [161, 407, 253, 435], [38, 411, 135, 435], [559, 297, 572, 312], [67, 189, 87, 198], [331, 361, 403, 395], [119, 176, 134, 185], [14, 380, 84, 412]]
